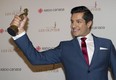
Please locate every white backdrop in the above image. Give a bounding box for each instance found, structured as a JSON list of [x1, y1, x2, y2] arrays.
[[0, 0, 116, 80]]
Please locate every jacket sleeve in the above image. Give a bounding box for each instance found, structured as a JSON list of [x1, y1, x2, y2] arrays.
[[14, 34, 62, 65], [109, 40, 116, 80]]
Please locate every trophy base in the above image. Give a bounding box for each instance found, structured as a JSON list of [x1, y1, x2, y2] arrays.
[[7, 25, 18, 36]]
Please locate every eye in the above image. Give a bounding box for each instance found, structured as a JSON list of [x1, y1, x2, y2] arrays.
[[76, 20, 82, 23]]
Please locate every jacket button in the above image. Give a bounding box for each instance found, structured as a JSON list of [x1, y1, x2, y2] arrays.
[[88, 70, 90, 73]]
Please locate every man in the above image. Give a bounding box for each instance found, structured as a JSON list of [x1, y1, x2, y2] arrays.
[[9, 6, 116, 80]]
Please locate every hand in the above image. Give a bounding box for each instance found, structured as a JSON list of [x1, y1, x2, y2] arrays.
[[10, 15, 28, 35]]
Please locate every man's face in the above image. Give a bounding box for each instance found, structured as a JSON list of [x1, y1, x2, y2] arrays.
[[71, 12, 92, 37]]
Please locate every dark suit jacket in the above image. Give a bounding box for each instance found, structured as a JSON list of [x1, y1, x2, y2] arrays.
[[14, 34, 116, 80]]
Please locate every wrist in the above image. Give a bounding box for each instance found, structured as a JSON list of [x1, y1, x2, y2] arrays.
[[13, 31, 26, 40], [17, 29, 25, 35]]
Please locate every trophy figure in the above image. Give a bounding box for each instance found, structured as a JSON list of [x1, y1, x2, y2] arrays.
[[7, 8, 28, 36]]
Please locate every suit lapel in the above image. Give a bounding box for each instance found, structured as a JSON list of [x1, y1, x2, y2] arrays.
[[89, 35, 100, 67], [72, 38, 89, 65], [72, 35, 101, 67]]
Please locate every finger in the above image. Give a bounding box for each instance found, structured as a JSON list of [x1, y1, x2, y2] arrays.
[[10, 15, 21, 26]]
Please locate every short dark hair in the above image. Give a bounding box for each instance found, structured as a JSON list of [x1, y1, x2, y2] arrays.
[[71, 6, 93, 23]]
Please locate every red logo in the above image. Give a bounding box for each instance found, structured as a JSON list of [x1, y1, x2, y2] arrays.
[[36, 46, 41, 51], [0, 28, 4, 34], [38, 8, 43, 14]]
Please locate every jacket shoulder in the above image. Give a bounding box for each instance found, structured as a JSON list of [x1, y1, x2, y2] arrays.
[[60, 38, 76, 44], [93, 35, 113, 45]]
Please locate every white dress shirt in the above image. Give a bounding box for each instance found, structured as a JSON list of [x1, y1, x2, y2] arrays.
[[77, 33, 94, 65]]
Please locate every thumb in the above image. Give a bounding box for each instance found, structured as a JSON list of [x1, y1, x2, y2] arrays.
[[19, 16, 28, 29]]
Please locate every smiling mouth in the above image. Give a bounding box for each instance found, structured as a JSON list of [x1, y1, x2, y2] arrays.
[[72, 28, 80, 32]]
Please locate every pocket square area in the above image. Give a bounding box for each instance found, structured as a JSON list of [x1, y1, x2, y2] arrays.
[[100, 47, 108, 50]]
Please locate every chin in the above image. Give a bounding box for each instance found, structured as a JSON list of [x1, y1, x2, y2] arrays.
[[71, 31, 79, 37], [72, 33, 79, 37]]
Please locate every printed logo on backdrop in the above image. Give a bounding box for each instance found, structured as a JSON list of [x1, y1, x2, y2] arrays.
[[0, 67, 21, 72], [0, 47, 15, 54], [36, 45, 54, 51], [38, 22, 60, 32], [5, 6, 22, 16], [0, 28, 4, 34], [88, 1, 105, 30], [89, 1, 101, 11], [38, 8, 65, 14], [0, 28, 7, 35]]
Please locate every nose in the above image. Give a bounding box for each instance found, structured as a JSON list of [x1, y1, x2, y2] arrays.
[[71, 22, 76, 28], [71, 25, 76, 29]]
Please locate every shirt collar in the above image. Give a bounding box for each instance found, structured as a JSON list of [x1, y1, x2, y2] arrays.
[[77, 33, 93, 41]]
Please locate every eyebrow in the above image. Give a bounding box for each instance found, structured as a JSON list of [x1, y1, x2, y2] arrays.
[[71, 19, 84, 21]]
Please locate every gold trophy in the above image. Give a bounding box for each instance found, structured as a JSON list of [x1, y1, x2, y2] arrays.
[[7, 8, 28, 36]]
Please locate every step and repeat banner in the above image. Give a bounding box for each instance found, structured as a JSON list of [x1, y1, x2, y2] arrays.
[[0, 0, 116, 80]]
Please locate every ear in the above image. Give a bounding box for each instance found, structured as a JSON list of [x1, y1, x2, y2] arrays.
[[87, 21, 93, 28]]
